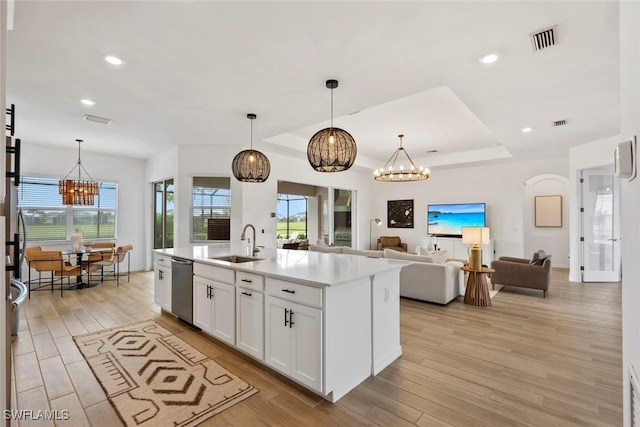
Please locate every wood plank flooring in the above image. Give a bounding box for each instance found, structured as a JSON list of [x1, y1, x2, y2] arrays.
[[10, 268, 622, 426]]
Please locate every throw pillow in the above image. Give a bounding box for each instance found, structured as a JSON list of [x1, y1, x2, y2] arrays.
[[530, 250, 547, 266], [380, 236, 401, 248], [430, 250, 450, 264]]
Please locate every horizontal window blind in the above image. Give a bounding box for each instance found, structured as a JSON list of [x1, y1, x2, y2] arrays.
[[19, 176, 117, 242]]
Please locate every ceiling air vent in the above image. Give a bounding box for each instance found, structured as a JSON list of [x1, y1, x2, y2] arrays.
[[530, 25, 557, 51], [553, 119, 567, 127], [83, 114, 112, 125]]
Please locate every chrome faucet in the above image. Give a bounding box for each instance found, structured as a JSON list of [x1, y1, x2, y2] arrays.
[[240, 224, 259, 255]]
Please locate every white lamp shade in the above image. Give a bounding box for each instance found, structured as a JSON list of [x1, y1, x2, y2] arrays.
[[462, 227, 490, 245]]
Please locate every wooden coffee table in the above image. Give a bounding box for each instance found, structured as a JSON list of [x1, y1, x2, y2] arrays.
[[461, 266, 495, 307]]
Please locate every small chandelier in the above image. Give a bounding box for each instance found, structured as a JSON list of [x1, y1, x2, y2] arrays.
[[374, 134, 430, 182], [59, 139, 99, 205], [307, 79, 357, 172], [232, 113, 271, 183]]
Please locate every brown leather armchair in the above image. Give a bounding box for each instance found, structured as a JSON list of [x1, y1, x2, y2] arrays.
[[377, 236, 408, 252], [490, 250, 552, 297]]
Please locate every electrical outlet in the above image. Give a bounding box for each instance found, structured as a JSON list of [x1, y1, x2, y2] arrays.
[[384, 288, 390, 302]]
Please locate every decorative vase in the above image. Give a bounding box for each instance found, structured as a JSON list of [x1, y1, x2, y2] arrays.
[[71, 229, 83, 252]]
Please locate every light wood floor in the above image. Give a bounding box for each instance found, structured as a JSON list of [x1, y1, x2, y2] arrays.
[[10, 269, 622, 426]]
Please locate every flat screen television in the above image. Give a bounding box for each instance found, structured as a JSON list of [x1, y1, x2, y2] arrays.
[[427, 203, 486, 237]]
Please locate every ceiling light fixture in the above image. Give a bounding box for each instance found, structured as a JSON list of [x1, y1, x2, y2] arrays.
[[307, 79, 357, 172], [480, 53, 498, 64], [521, 127, 533, 133], [80, 99, 95, 106], [59, 139, 99, 205], [374, 134, 430, 182], [232, 113, 271, 183], [104, 55, 123, 65]]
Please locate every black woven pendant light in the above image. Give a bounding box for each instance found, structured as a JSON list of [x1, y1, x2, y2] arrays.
[[307, 79, 357, 172], [232, 114, 271, 183]]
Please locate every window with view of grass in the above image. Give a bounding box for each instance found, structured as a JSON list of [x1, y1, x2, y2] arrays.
[[18, 176, 117, 242], [192, 177, 231, 241], [277, 194, 307, 239]]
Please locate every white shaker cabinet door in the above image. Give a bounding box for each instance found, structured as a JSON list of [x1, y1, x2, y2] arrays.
[[265, 296, 292, 374], [211, 281, 235, 345], [193, 276, 213, 333], [154, 265, 172, 312], [290, 303, 323, 392], [236, 288, 264, 360]]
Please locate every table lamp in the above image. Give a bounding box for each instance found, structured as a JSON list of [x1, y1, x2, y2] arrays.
[[462, 227, 490, 271], [369, 218, 382, 249]]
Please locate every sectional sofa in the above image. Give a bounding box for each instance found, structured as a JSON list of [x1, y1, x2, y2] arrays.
[[308, 245, 465, 305]]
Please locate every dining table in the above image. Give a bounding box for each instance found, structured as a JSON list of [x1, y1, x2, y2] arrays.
[[62, 247, 113, 289]]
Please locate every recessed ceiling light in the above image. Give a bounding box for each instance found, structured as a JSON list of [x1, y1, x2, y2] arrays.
[[479, 53, 498, 64], [521, 127, 533, 133], [104, 55, 123, 65], [80, 99, 95, 106]]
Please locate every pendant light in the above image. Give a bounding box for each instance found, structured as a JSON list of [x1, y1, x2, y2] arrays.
[[59, 139, 99, 205], [307, 79, 357, 172], [374, 134, 430, 182], [232, 113, 271, 183]]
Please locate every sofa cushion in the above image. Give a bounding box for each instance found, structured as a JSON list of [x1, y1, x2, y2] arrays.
[[309, 244, 344, 254], [530, 250, 547, 266], [383, 249, 434, 263], [343, 247, 384, 258], [380, 236, 401, 248]]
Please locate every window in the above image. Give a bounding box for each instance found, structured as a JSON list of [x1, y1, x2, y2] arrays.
[[192, 177, 231, 241], [277, 194, 307, 239], [19, 176, 117, 242]]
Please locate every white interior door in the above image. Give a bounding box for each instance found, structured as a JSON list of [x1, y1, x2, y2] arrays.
[[582, 169, 621, 282]]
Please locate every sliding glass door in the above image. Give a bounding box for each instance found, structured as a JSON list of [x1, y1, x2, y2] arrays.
[[153, 179, 174, 249]]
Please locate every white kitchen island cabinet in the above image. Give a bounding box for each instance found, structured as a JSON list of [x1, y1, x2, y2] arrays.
[[154, 245, 406, 403]]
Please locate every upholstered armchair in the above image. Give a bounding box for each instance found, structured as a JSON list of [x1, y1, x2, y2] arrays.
[[490, 250, 552, 297], [377, 236, 408, 252]]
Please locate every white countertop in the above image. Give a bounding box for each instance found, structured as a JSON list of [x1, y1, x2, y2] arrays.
[[155, 244, 407, 287]]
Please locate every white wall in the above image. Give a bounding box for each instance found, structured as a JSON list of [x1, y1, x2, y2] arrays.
[[523, 174, 570, 268], [620, 2, 640, 424], [21, 143, 146, 272], [568, 135, 620, 281], [369, 157, 569, 261], [160, 146, 377, 253]]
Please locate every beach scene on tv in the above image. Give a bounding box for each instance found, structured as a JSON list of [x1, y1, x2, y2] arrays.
[[427, 203, 486, 236]]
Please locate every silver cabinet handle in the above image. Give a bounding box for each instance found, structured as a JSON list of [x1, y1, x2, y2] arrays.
[[607, 238, 619, 241]]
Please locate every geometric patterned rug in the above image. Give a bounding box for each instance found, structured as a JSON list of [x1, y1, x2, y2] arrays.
[[73, 320, 258, 426]]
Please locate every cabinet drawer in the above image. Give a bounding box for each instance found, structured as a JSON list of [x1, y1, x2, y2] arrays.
[[154, 253, 172, 268], [193, 262, 235, 285], [266, 278, 323, 309], [236, 271, 264, 292]]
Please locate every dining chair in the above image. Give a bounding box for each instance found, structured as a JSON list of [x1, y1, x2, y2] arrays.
[[87, 244, 133, 287], [26, 250, 82, 297]]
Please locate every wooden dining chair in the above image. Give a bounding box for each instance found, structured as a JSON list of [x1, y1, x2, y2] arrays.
[[86, 244, 133, 287]]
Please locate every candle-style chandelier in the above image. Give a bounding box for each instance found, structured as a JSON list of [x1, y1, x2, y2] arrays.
[[59, 139, 99, 205], [374, 134, 430, 182]]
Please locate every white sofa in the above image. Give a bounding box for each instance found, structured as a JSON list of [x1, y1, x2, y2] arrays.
[[382, 249, 464, 305], [308, 244, 464, 305]]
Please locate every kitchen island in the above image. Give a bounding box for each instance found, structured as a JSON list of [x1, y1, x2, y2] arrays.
[[153, 244, 406, 402]]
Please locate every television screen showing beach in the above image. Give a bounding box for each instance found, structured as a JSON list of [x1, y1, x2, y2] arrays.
[[427, 203, 486, 236]]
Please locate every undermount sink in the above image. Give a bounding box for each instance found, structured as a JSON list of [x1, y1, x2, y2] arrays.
[[209, 255, 263, 263]]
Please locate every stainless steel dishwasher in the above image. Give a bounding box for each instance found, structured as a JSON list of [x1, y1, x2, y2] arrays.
[[171, 257, 193, 324]]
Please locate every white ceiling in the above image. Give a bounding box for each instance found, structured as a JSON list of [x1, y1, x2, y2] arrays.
[[6, 1, 620, 171]]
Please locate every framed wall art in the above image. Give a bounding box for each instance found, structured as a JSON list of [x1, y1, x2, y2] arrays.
[[535, 195, 562, 227], [387, 199, 414, 228]]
